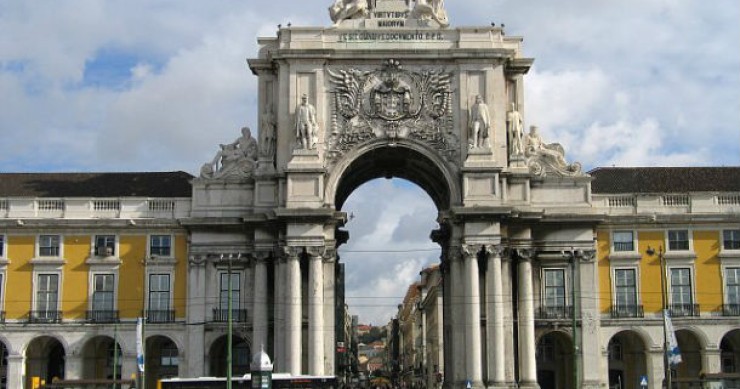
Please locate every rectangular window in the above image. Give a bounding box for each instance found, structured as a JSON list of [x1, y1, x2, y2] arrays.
[[0, 235, 4, 257], [668, 230, 690, 251], [670, 268, 693, 315], [92, 274, 115, 311], [150, 235, 172, 257], [726, 268, 740, 306], [542, 269, 566, 318], [95, 235, 116, 256], [613, 231, 634, 252], [220, 273, 241, 311], [37, 274, 59, 313], [615, 269, 638, 310], [39, 235, 60, 257], [724, 230, 740, 250], [149, 274, 171, 311]]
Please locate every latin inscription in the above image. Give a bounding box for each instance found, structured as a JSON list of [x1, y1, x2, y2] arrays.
[[339, 31, 445, 42]]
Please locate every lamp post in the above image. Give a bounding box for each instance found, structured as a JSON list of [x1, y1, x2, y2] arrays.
[[647, 245, 671, 389]]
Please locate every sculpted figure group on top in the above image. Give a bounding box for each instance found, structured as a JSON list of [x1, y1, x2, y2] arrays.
[[329, 0, 448, 27]]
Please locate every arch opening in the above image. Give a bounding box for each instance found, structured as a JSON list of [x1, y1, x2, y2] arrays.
[[607, 330, 648, 389], [721, 329, 740, 373], [209, 335, 251, 377], [25, 336, 65, 386], [146, 335, 180, 388], [536, 331, 574, 389], [80, 335, 122, 380]]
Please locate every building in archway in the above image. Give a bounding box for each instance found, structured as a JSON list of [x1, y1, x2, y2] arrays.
[[0, 2, 738, 389]]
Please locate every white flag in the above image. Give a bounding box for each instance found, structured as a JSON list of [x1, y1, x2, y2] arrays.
[[137, 317, 145, 372], [664, 310, 682, 366]]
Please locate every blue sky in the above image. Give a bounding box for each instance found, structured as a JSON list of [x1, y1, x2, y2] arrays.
[[1, 0, 738, 324]]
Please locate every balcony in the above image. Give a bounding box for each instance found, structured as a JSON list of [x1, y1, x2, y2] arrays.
[[145, 310, 176, 323], [86, 310, 120, 323], [722, 304, 740, 316], [669, 303, 700, 317], [0, 311, 4, 323], [28, 310, 63, 323], [610, 305, 644, 318], [212, 308, 249, 322], [536, 305, 573, 320]]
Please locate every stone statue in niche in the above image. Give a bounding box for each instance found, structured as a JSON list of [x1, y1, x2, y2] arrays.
[[200, 126, 259, 179], [507, 102, 524, 156], [260, 104, 277, 158], [329, 0, 369, 25], [524, 125, 582, 177], [410, 0, 449, 27], [469, 95, 491, 149], [295, 94, 319, 150]]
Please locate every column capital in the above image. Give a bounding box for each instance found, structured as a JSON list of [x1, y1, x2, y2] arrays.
[[282, 245, 302, 259], [517, 248, 536, 262], [253, 250, 273, 263], [483, 244, 505, 258], [188, 255, 208, 267]]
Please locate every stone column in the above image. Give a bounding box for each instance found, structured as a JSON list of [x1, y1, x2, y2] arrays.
[[462, 245, 483, 387], [578, 250, 604, 389], [308, 247, 325, 375], [501, 253, 517, 384], [285, 246, 303, 375], [646, 349, 665, 389], [275, 254, 286, 371], [322, 248, 337, 375], [485, 245, 505, 386], [6, 355, 24, 389], [449, 248, 466, 384], [186, 255, 208, 377], [517, 250, 538, 387], [252, 252, 269, 354], [702, 347, 722, 374], [121, 353, 138, 383]]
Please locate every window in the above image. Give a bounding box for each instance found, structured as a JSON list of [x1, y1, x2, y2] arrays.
[[542, 269, 566, 318], [668, 230, 689, 251], [39, 235, 61, 257], [148, 274, 172, 322], [92, 274, 115, 311], [37, 274, 59, 315], [150, 235, 172, 257], [0, 235, 4, 257], [724, 230, 740, 250], [161, 342, 179, 367], [614, 269, 638, 315], [220, 273, 241, 311], [726, 268, 740, 314], [613, 231, 634, 252], [94, 235, 116, 256], [670, 268, 694, 315]]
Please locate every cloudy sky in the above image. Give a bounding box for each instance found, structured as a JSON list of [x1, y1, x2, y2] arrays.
[[1, 0, 738, 324]]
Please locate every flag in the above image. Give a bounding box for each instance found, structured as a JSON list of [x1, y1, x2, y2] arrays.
[[136, 317, 145, 372], [664, 310, 682, 366]]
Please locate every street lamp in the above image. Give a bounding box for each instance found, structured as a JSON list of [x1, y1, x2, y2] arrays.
[[646, 245, 671, 389]]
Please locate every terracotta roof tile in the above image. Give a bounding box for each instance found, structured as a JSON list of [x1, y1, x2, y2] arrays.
[[589, 167, 740, 194], [0, 172, 193, 197]]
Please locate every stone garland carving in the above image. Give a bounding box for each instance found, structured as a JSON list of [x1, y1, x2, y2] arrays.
[[200, 127, 259, 179], [327, 59, 458, 165], [523, 125, 583, 178]]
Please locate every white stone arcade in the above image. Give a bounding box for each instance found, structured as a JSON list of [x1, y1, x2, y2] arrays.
[[186, 1, 597, 388]]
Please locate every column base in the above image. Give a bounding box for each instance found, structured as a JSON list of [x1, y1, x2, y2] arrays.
[[486, 382, 518, 389], [517, 381, 540, 389], [581, 380, 602, 389], [443, 379, 486, 389]]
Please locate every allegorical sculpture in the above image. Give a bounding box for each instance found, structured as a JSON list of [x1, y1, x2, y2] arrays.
[[329, 0, 369, 25], [411, 0, 449, 27], [260, 104, 277, 158], [295, 94, 319, 150], [469, 95, 491, 149], [200, 127, 259, 179], [524, 125, 582, 177], [507, 102, 524, 156]]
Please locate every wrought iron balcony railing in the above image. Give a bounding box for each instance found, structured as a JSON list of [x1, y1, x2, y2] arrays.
[[212, 308, 249, 322], [536, 305, 573, 320], [145, 309, 176, 323], [722, 304, 740, 316], [85, 310, 120, 323], [610, 305, 645, 318], [669, 303, 700, 317], [28, 310, 63, 323]]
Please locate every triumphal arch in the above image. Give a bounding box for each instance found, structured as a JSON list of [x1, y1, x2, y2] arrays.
[[186, 1, 601, 388]]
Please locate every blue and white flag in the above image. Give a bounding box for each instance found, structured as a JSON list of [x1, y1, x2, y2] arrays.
[[664, 310, 682, 366], [136, 317, 145, 372]]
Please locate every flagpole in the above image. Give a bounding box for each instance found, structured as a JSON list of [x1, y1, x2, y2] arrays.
[[649, 245, 672, 388]]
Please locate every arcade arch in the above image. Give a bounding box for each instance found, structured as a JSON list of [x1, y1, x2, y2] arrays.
[[720, 329, 740, 373], [146, 335, 180, 389], [607, 330, 648, 389], [209, 335, 251, 377], [25, 336, 65, 386], [536, 331, 574, 389], [80, 335, 122, 380]]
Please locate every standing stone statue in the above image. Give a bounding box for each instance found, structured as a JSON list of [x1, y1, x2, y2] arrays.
[[260, 104, 277, 158], [295, 94, 319, 150], [507, 102, 524, 156], [329, 0, 369, 25], [469, 95, 491, 149]]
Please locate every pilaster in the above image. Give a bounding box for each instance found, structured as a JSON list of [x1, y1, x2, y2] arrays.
[[252, 251, 271, 354], [517, 249, 539, 388], [484, 245, 506, 388], [461, 244, 484, 388], [186, 255, 208, 377], [6, 355, 24, 389], [307, 246, 325, 375], [284, 245, 303, 375]]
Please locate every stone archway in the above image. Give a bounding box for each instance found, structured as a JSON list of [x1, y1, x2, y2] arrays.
[[674, 329, 703, 382], [25, 336, 65, 387], [146, 336, 180, 388], [607, 330, 648, 389], [209, 335, 251, 377], [536, 331, 574, 389], [720, 329, 740, 374], [80, 336, 122, 380]]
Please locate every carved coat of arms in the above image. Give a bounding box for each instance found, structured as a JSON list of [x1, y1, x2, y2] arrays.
[[327, 59, 457, 164]]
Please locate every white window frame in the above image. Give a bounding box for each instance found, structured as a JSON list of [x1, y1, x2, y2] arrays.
[[724, 267, 740, 306], [611, 230, 638, 256], [145, 270, 174, 312], [219, 271, 244, 311], [0, 272, 5, 312], [36, 234, 63, 259], [611, 266, 641, 308], [32, 270, 62, 313], [666, 264, 696, 311], [666, 229, 693, 253], [148, 234, 174, 259], [722, 229, 740, 253], [89, 272, 118, 312], [92, 234, 119, 257], [0, 234, 5, 259]]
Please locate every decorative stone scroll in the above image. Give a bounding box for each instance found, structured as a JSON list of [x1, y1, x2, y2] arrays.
[[523, 125, 583, 178], [327, 59, 458, 164]]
